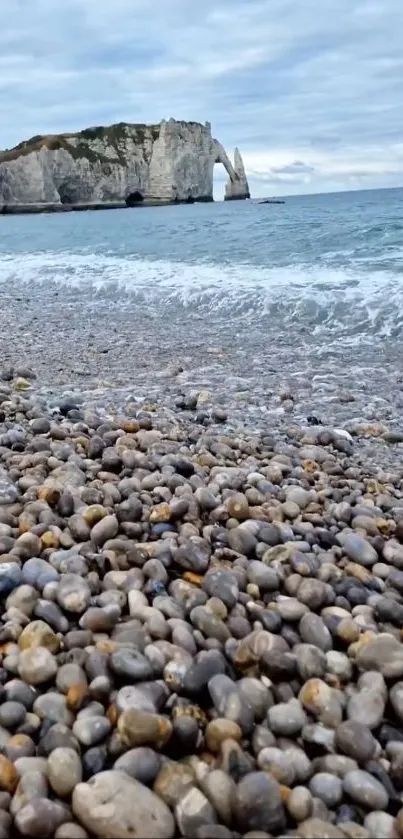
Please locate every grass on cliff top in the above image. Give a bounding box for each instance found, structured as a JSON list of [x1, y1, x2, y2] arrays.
[[0, 122, 162, 164]]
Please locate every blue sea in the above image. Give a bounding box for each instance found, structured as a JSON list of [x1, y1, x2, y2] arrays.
[[1, 187, 403, 434]]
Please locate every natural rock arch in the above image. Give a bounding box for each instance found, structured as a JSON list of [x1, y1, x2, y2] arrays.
[[213, 142, 250, 201]]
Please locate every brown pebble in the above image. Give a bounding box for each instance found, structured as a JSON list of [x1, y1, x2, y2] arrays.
[[0, 755, 19, 793], [66, 684, 88, 712], [205, 719, 242, 752], [118, 709, 172, 748]]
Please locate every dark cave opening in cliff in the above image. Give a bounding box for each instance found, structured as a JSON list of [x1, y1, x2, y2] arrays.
[[125, 191, 144, 207]]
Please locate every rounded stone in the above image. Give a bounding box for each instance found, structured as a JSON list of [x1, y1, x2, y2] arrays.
[[114, 747, 161, 785], [72, 771, 175, 838], [0, 755, 19, 793], [267, 699, 307, 736], [356, 635, 403, 679], [287, 786, 313, 823], [72, 717, 111, 748], [153, 762, 195, 808], [18, 648, 57, 685], [47, 748, 82, 797], [364, 811, 399, 838], [0, 701, 26, 730], [91, 515, 119, 547], [336, 721, 376, 763], [343, 770, 388, 810], [117, 709, 172, 749], [57, 575, 91, 614], [233, 772, 285, 833], [175, 786, 217, 836], [257, 747, 295, 785], [205, 718, 242, 752], [338, 533, 378, 567], [54, 825, 89, 839], [309, 773, 343, 808], [299, 613, 332, 652], [14, 799, 69, 838]]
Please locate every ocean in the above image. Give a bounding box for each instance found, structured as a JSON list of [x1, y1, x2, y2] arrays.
[[1, 187, 403, 436]]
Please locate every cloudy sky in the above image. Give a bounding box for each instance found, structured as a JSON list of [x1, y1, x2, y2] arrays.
[[1, 0, 403, 196]]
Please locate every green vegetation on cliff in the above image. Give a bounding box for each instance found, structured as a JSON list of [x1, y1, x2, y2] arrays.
[[0, 122, 161, 165]]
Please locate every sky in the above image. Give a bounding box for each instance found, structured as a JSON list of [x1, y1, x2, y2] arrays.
[[1, 0, 403, 197]]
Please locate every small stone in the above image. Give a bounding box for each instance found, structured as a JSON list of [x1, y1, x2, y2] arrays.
[[0, 563, 22, 596], [117, 709, 172, 749], [201, 769, 234, 827], [114, 747, 161, 785], [343, 770, 388, 810], [390, 683, 403, 724], [47, 748, 82, 797], [299, 613, 332, 652], [91, 515, 119, 546], [299, 678, 342, 727], [364, 811, 399, 838], [0, 755, 19, 793], [356, 635, 403, 679], [347, 688, 385, 730], [0, 702, 26, 730], [18, 648, 57, 685], [287, 786, 313, 822], [14, 799, 69, 837], [309, 772, 343, 807], [297, 818, 345, 838], [5, 734, 35, 762], [203, 570, 239, 608], [18, 621, 59, 654], [10, 770, 48, 816], [57, 575, 91, 613], [149, 504, 171, 523], [338, 533, 378, 567], [153, 762, 195, 807], [54, 825, 89, 839], [227, 526, 257, 556], [267, 699, 307, 736], [234, 772, 285, 833], [175, 787, 217, 836], [22, 558, 59, 589], [205, 718, 242, 752], [336, 721, 376, 763], [257, 747, 295, 785], [72, 717, 111, 748], [72, 771, 175, 838]]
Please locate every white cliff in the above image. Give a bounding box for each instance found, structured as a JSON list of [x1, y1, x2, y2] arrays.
[[0, 119, 250, 208]]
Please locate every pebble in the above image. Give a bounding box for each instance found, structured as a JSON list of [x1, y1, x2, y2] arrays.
[[72, 771, 175, 838], [18, 648, 57, 685], [47, 748, 82, 797], [114, 747, 161, 784], [343, 770, 389, 810], [0, 755, 19, 793], [234, 772, 285, 833], [0, 389, 402, 837], [336, 721, 377, 762]]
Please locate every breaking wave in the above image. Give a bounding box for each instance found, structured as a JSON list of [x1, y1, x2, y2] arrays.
[[1, 250, 403, 340]]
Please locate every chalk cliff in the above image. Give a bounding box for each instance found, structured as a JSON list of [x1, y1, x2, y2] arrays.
[[0, 119, 250, 207]]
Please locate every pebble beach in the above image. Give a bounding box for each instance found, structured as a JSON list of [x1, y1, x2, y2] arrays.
[[1, 192, 403, 837], [0, 364, 402, 838]]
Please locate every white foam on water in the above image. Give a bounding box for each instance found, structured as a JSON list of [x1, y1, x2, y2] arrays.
[[1, 250, 403, 339]]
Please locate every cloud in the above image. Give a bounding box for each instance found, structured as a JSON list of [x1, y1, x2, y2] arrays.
[[1, 0, 403, 195]]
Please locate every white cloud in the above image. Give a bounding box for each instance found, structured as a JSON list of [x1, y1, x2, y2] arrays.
[[1, 0, 403, 195]]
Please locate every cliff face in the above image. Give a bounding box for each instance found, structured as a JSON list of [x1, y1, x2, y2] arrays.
[[0, 119, 250, 206]]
